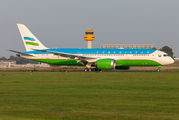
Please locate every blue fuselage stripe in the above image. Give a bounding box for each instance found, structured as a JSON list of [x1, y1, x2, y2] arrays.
[[24, 48, 156, 55]]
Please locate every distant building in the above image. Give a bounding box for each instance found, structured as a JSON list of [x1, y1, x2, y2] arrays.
[[0, 60, 16, 68], [0, 60, 50, 68], [13, 63, 50, 67], [100, 44, 157, 49]]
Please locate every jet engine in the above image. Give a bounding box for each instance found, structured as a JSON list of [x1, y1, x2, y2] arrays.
[[96, 59, 116, 69]]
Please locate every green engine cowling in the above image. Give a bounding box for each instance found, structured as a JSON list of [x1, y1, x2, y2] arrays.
[[97, 59, 116, 69]]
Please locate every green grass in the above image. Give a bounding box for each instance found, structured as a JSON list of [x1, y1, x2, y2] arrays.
[[0, 72, 179, 120]]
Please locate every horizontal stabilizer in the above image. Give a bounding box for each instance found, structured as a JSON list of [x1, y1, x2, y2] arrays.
[[7, 49, 34, 56]]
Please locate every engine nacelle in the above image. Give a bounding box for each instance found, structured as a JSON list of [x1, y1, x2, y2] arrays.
[[97, 59, 116, 69], [115, 66, 131, 70]]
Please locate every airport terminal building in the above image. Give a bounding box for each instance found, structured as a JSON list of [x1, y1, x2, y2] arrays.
[[0, 60, 50, 68]]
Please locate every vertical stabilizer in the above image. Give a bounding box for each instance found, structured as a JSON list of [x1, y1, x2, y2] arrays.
[[17, 24, 48, 51]]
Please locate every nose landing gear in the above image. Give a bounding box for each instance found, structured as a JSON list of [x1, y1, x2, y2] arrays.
[[157, 65, 162, 72]]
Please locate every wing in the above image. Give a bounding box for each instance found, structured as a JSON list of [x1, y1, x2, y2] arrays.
[[32, 49, 98, 65], [32, 49, 98, 59]]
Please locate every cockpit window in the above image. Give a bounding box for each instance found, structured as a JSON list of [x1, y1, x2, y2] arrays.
[[163, 54, 169, 57]]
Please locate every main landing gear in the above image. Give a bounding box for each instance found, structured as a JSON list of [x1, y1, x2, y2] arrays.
[[84, 62, 101, 72], [84, 68, 91, 72]]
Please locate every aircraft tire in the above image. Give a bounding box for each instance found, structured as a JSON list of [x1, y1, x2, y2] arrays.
[[88, 68, 92, 72], [84, 68, 88, 72]]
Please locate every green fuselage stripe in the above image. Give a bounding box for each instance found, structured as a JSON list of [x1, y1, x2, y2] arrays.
[[33, 59, 84, 66], [25, 42, 39, 46], [116, 60, 161, 66], [32, 59, 161, 66]]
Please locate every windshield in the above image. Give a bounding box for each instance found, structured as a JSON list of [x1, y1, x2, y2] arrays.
[[163, 54, 169, 57]]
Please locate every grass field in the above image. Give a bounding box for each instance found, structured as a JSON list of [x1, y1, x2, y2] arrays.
[[0, 72, 179, 120]]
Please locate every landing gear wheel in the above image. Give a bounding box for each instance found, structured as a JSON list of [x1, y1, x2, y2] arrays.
[[94, 68, 98, 71], [88, 68, 92, 72], [84, 68, 88, 72]]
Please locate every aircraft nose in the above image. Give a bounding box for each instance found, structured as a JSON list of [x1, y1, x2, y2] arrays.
[[161, 57, 174, 65], [170, 58, 174, 64]]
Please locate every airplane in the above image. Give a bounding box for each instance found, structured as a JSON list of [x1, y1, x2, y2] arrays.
[[8, 24, 174, 72]]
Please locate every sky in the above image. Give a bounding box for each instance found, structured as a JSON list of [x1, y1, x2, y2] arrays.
[[0, 0, 179, 58]]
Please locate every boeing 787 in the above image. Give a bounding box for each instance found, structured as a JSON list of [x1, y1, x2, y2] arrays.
[[8, 24, 174, 72]]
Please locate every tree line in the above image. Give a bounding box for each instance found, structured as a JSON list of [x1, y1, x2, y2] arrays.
[[159, 46, 174, 58], [0, 55, 38, 64]]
